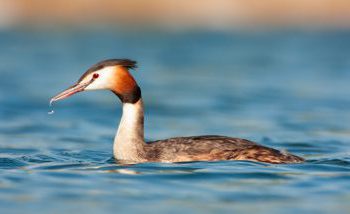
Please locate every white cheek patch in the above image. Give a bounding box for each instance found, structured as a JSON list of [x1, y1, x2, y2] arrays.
[[84, 67, 115, 91]]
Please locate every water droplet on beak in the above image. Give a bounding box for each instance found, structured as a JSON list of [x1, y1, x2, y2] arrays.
[[48, 99, 55, 115]]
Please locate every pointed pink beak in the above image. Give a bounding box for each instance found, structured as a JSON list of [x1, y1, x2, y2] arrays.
[[50, 81, 92, 104]]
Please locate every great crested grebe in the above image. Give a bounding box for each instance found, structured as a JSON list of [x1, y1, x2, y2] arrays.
[[50, 59, 304, 164]]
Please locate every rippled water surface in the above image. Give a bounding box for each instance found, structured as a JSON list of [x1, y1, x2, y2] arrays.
[[0, 29, 349, 214]]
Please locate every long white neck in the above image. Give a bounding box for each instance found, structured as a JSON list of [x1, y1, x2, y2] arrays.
[[113, 99, 146, 162]]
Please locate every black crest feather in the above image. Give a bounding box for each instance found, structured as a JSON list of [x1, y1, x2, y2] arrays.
[[78, 59, 137, 82]]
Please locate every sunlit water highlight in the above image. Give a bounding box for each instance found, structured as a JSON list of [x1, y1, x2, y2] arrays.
[[0, 29, 349, 214]]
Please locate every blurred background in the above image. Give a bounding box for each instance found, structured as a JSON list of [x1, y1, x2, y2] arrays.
[[0, 1, 350, 214], [1, 0, 350, 29]]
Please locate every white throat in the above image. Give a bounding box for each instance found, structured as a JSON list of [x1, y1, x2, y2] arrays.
[[113, 99, 146, 162]]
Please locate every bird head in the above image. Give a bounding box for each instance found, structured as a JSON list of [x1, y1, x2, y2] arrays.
[[50, 59, 140, 104]]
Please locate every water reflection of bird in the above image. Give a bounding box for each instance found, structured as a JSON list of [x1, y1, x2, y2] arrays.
[[51, 59, 304, 164]]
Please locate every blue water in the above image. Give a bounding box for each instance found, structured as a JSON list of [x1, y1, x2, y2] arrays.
[[0, 29, 349, 214]]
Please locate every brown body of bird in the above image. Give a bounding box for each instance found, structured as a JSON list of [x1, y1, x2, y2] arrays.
[[50, 59, 304, 164]]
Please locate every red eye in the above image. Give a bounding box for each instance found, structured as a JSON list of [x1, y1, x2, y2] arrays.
[[93, 73, 99, 79]]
